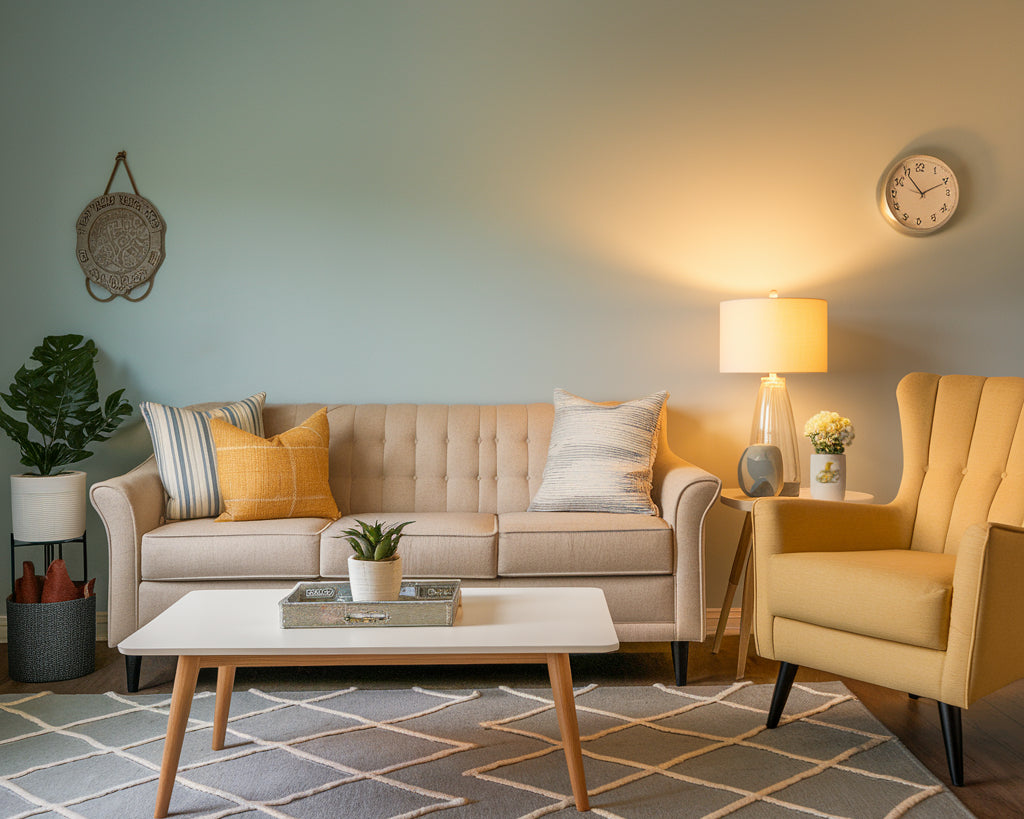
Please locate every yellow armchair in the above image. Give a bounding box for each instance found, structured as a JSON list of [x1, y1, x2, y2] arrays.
[[752, 372, 1024, 786]]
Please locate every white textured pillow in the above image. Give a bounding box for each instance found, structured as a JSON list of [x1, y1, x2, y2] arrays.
[[528, 389, 668, 515], [140, 393, 266, 520]]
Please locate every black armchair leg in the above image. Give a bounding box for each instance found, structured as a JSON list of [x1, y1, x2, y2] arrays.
[[766, 662, 799, 728], [671, 641, 689, 686], [938, 702, 964, 786], [125, 655, 142, 693]]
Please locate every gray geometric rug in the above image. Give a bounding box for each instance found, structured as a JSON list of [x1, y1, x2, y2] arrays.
[[0, 681, 973, 818]]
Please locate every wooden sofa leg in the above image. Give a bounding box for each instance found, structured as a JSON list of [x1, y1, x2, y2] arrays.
[[938, 702, 965, 786], [671, 641, 689, 686], [766, 662, 799, 728], [125, 655, 142, 693]]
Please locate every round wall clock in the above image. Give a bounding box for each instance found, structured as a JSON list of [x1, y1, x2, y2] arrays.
[[880, 154, 959, 235]]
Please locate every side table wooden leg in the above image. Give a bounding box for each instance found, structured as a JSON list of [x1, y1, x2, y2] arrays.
[[712, 513, 752, 654], [213, 666, 236, 750], [547, 653, 589, 812], [155, 655, 200, 819], [736, 559, 755, 680]]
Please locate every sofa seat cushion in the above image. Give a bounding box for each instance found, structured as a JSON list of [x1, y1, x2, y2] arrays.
[[141, 517, 329, 580], [497, 512, 673, 576], [767, 549, 956, 650], [320, 512, 497, 579]]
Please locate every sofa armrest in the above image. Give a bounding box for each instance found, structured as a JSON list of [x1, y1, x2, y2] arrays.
[[653, 452, 722, 641], [89, 456, 165, 646], [942, 521, 1024, 706]]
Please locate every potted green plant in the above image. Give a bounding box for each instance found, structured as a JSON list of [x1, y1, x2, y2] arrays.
[[339, 519, 413, 601], [0, 334, 133, 542]]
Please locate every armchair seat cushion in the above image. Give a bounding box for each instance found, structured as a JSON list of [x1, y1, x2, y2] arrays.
[[766, 549, 956, 650], [497, 511, 672, 576]]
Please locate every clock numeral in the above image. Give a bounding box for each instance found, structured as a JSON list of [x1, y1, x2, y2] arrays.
[[931, 214, 937, 222], [893, 176, 905, 187], [916, 217, 923, 225], [941, 203, 949, 213], [915, 162, 926, 172], [942, 176, 949, 184], [946, 189, 951, 197], [902, 212, 910, 221], [892, 199, 900, 211]]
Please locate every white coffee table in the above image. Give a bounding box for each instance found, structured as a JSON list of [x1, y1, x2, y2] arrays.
[[119, 586, 619, 817]]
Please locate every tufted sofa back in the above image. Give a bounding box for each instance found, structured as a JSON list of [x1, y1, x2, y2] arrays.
[[896, 373, 1024, 555], [262, 403, 561, 515]]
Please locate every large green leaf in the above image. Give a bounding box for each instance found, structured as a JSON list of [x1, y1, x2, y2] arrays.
[[0, 334, 133, 475]]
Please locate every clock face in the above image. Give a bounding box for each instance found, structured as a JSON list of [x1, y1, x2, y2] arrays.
[[881, 154, 959, 234]]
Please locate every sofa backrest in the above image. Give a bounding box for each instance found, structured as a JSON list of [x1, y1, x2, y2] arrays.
[[263, 403, 558, 514]]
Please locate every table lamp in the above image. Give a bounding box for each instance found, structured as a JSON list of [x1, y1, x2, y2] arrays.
[[720, 290, 827, 496]]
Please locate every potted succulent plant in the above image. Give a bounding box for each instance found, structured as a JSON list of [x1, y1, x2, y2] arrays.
[[0, 334, 133, 542], [339, 519, 414, 601]]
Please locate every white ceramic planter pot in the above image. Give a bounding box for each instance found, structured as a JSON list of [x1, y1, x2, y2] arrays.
[[347, 554, 403, 601], [11, 471, 87, 542], [809, 453, 846, 501]]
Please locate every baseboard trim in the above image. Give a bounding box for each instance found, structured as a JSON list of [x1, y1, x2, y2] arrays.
[[1, 609, 735, 646], [1, 611, 108, 643]]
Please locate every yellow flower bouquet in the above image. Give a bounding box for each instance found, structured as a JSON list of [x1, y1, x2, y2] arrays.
[[804, 410, 855, 455]]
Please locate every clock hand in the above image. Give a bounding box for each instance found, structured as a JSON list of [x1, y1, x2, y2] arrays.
[[905, 169, 925, 196], [920, 182, 944, 195]]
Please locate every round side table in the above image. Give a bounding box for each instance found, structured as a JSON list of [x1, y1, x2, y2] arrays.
[[713, 488, 874, 679]]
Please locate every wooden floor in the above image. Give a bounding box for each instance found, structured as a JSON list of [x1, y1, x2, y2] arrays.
[[3, 637, 1022, 817]]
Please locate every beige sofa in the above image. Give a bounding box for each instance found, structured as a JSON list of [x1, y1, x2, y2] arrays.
[[91, 401, 721, 691]]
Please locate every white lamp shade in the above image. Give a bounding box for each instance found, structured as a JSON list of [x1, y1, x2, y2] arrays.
[[720, 297, 828, 373]]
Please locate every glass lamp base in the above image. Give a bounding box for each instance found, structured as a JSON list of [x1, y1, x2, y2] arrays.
[[750, 374, 800, 494]]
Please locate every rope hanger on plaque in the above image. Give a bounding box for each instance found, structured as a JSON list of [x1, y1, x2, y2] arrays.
[[75, 151, 166, 302]]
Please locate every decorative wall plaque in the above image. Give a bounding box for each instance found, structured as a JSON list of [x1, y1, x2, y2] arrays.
[[75, 151, 166, 301]]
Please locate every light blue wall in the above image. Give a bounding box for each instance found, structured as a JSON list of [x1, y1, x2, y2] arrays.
[[3, 1, 1023, 612]]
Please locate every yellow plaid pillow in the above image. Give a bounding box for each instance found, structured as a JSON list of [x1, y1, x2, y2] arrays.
[[210, 408, 340, 521]]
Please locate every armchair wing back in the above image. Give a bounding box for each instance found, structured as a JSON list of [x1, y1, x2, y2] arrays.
[[752, 372, 1024, 786]]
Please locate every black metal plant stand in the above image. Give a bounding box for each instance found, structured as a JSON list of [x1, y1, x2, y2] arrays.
[[10, 532, 88, 594]]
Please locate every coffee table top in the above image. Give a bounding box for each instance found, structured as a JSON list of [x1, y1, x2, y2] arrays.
[[118, 587, 619, 657]]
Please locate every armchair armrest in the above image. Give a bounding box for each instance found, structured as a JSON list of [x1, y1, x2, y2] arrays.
[[751, 497, 910, 557], [751, 497, 910, 659], [89, 456, 165, 646], [943, 521, 1024, 706], [653, 451, 722, 641]]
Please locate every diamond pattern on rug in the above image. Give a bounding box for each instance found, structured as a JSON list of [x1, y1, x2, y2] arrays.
[[0, 683, 973, 818], [467, 681, 974, 818]]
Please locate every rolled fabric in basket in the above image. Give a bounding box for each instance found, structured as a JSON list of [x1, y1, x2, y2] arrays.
[[41, 559, 80, 603], [15, 562, 42, 604]]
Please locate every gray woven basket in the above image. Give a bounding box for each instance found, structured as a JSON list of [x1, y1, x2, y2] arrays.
[[6, 594, 96, 682]]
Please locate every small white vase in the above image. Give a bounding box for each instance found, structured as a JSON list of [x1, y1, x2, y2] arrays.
[[347, 554, 403, 601], [11, 471, 87, 542], [809, 453, 846, 501]]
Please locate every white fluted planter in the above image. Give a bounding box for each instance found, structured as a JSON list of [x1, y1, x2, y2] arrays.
[[348, 554, 403, 601], [11, 471, 87, 542], [809, 453, 846, 501]]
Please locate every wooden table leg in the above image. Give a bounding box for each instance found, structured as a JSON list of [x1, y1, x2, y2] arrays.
[[737, 559, 755, 680], [212, 665, 236, 751], [712, 512, 752, 653], [547, 653, 589, 812], [155, 655, 201, 818]]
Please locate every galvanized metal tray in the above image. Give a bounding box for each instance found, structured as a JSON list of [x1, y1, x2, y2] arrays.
[[279, 580, 461, 628]]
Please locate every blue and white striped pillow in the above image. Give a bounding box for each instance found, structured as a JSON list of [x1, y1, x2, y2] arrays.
[[528, 389, 667, 515], [140, 393, 266, 520]]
